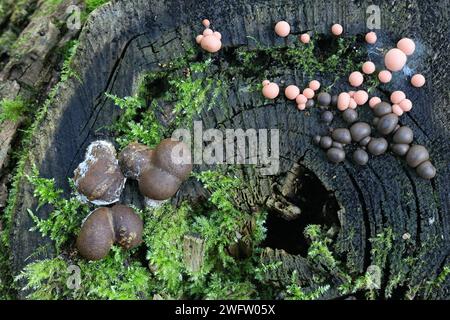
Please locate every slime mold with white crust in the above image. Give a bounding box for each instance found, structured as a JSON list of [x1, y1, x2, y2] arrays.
[[73, 141, 126, 206]]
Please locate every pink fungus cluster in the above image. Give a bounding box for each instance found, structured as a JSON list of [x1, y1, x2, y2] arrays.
[[196, 19, 222, 53]]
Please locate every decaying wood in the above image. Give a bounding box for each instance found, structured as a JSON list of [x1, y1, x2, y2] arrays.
[[183, 234, 205, 273], [0, 0, 83, 171], [4, 0, 449, 299]]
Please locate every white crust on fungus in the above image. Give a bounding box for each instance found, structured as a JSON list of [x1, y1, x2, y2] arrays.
[[75, 140, 117, 181], [144, 197, 167, 208], [74, 140, 125, 205]]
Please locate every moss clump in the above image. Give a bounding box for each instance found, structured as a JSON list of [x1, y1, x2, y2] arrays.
[[16, 249, 151, 300], [26, 166, 91, 251], [18, 167, 269, 300], [106, 94, 164, 149], [297, 225, 379, 299], [17, 169, 151, 300], [85, 0, 110, 14], [108, 54, 225, 150], [144, 170, 268, 299], [0, 96, 27, 123]]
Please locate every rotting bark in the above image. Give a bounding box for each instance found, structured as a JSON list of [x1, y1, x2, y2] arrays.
[[0, 0, 83, 188], [2, 0, 449, 299]]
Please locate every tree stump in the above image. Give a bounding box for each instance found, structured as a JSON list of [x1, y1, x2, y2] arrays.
[[8, 0, 449, 299]]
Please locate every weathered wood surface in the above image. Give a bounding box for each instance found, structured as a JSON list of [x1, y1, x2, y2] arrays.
[[8, 0, 450, 298], [0, 0, 82, 206]]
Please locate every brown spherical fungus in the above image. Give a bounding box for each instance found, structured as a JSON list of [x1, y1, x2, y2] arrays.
[[332, 128, 352, 144], [327, 147, 345, 163], [313, 135, 321, 145], [320, 136, 333, 149], [76, 205, 143, 261], [391, 143, 410, 156], [377, 113, 399, 135], [120, 139, 192, 202], [342, 109, 358, 124], [373, 102, 392, 117], [317, 92, 332, 106], [73, 141, 126, 205], [368, 138, 388, 156], [331, 95, 338, 107], [406, 145, 429, 168], [350, 122, 371, 142], [139, 139, 193, 200], [416, 161, 436, 180], [353, 149, 369, 165], [118, 142, 153, 179], [306, 99, 315, 108], [393, 126, 414, 144], [321, 111, 334, 124], [359, 136, 371, 147]]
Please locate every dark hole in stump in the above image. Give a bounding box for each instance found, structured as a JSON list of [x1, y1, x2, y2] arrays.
[[262, 165, 340, 256]]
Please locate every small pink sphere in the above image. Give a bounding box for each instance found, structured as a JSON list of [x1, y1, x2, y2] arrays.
[[201, 35, 222, 53], [297, 103, 306, 111], [397, 38, 415, 56], [362, 61, 376, 74], [349, 71, 364, 87], [337, 92, 350, 111], [349, 98, 357, 109], [390, 91, 406, 104], [331, 24, 343, 36], [399, 99, 412, 112], [309, 80, 321, 91], [365, 31, 377, 44], [275, 21, 290, 37], [262, 80, 270, 86], [203, 28, 213, 36], [285, 85, 300, 100], [202, 19, 210, 28], [300, 33, 310, 44], [378, 70, 392, 83], [196, 35, 204, 44], [348, 91, 355, 97], [384, 48, 407, 72], [411, 74, 425, 87], [262, 82, 280, 99], [354, 90, 369, 105], [213, 31, 222, 40], [296, 94, 307, 105], [369, 97, 381, 108], [303, 88, 315, 99], [392, 104, 404, 116]]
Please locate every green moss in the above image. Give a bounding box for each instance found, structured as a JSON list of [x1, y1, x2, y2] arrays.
[[0, 40, 82, 299], [15, 168, 151, 300], [85, 0, 110, 13], [144, 169, 268, 299], [10, 0, 36, 27], [16, 248, 152, 300], [60, 40, 81, 82], [0, 30, 17, 58], [106, 93, 163, 149], [108, 55, 224, 150], [285, 271, 330, 300], [26, 166, 91, 252], [370, 227, 394, 270], [16, 167, 269, 300], [300, 225, 380, 299], [0, 96, 27, 122]]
